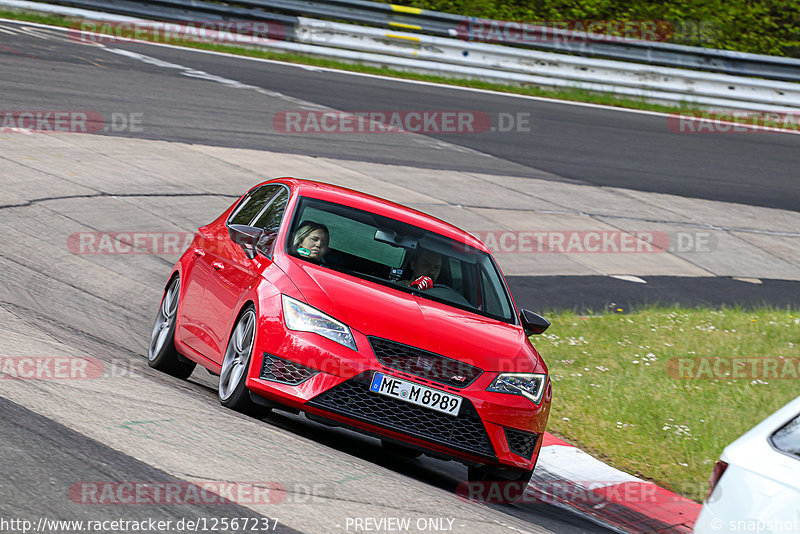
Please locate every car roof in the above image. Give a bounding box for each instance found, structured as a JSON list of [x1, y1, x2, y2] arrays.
[[263, 177, 490, 253]]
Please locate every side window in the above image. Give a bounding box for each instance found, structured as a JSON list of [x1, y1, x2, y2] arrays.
[[771, 413, 800, 459], [297, 206, 405, 267], [253, 188, 289, 256], [228, 185, 281, 226]]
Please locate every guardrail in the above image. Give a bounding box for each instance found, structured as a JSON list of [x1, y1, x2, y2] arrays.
[[294, 18, 800, 111], [5, 0, 800, 110], [279, 0, 800, 83], [14, 0, 800, 82]]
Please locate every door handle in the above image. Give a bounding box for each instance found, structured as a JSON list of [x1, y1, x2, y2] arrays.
[[212, 261, 224, 271], [193, 248, 205, 257]]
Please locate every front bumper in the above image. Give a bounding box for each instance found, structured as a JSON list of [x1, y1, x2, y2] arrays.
[[245, 326, 551, 471], [306, 370, 498, 461]]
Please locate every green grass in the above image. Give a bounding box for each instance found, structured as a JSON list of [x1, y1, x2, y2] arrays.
[[0, 9, 68, 28], [538, 306, 799, 502]]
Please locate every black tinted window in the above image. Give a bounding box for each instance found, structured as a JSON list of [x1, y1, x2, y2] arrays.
[[228, 185, 280, 226], [253, 188, 288, 233], [298, 205, 404, 267], [772, 413, 800, 459], [253, 188, 289, 256]]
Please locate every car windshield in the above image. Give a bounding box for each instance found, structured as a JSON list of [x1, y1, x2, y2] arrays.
[[287, 197, 516, 323]]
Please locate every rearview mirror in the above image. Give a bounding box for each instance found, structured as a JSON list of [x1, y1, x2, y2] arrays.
[[520, 309, 550, 336], [374, 229, 418, 249], [228, 224, 264, 260]]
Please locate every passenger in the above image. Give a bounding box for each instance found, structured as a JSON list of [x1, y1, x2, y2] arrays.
[[293, 221, 329, 262], [403, 250, 442, 290]]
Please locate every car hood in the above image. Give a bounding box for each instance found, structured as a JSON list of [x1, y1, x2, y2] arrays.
[[279, 259, 544, 373]]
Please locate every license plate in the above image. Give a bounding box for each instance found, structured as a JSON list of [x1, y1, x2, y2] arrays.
[[369, 372, 462, 416]]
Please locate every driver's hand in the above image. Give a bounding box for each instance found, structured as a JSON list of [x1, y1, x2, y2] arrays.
[[410, 276, 434, 290]]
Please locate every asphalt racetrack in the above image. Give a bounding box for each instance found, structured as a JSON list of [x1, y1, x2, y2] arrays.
[[1, 17, 799, 534]]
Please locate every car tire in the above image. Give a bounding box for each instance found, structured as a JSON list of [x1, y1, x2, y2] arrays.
[[148, 276, 196, 379], [467, 466, 533, 503], [218, 305, 260, 414]]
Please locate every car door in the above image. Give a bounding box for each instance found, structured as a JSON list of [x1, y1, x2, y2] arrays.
[[201, 185, 289, 363], [176, 226, 216, 356]]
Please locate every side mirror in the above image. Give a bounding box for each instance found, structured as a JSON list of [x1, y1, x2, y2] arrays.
[[228, 224, 265, 260], [520, 309, 550, 336]]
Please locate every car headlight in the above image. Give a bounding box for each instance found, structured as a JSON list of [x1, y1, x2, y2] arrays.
[[487, 373, 547, 404], [281, 295, 357, 351]]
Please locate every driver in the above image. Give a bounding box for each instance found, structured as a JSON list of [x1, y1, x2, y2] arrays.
[[403, 250, 442, 290]]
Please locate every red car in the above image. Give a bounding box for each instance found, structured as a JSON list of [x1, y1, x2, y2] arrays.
[[148, 178, 552, 487]]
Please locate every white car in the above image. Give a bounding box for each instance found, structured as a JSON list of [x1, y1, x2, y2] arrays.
[[694, 395, 800, 533]]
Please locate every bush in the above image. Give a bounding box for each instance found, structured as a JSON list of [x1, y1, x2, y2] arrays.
[[383, 0, 800, 57]]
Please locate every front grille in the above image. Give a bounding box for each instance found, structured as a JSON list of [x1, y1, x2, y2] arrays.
[[307, 371, 496, 460], [368, 337, 483, 388], [259, 353, 318, 385], [504, 428, 538, 459]]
